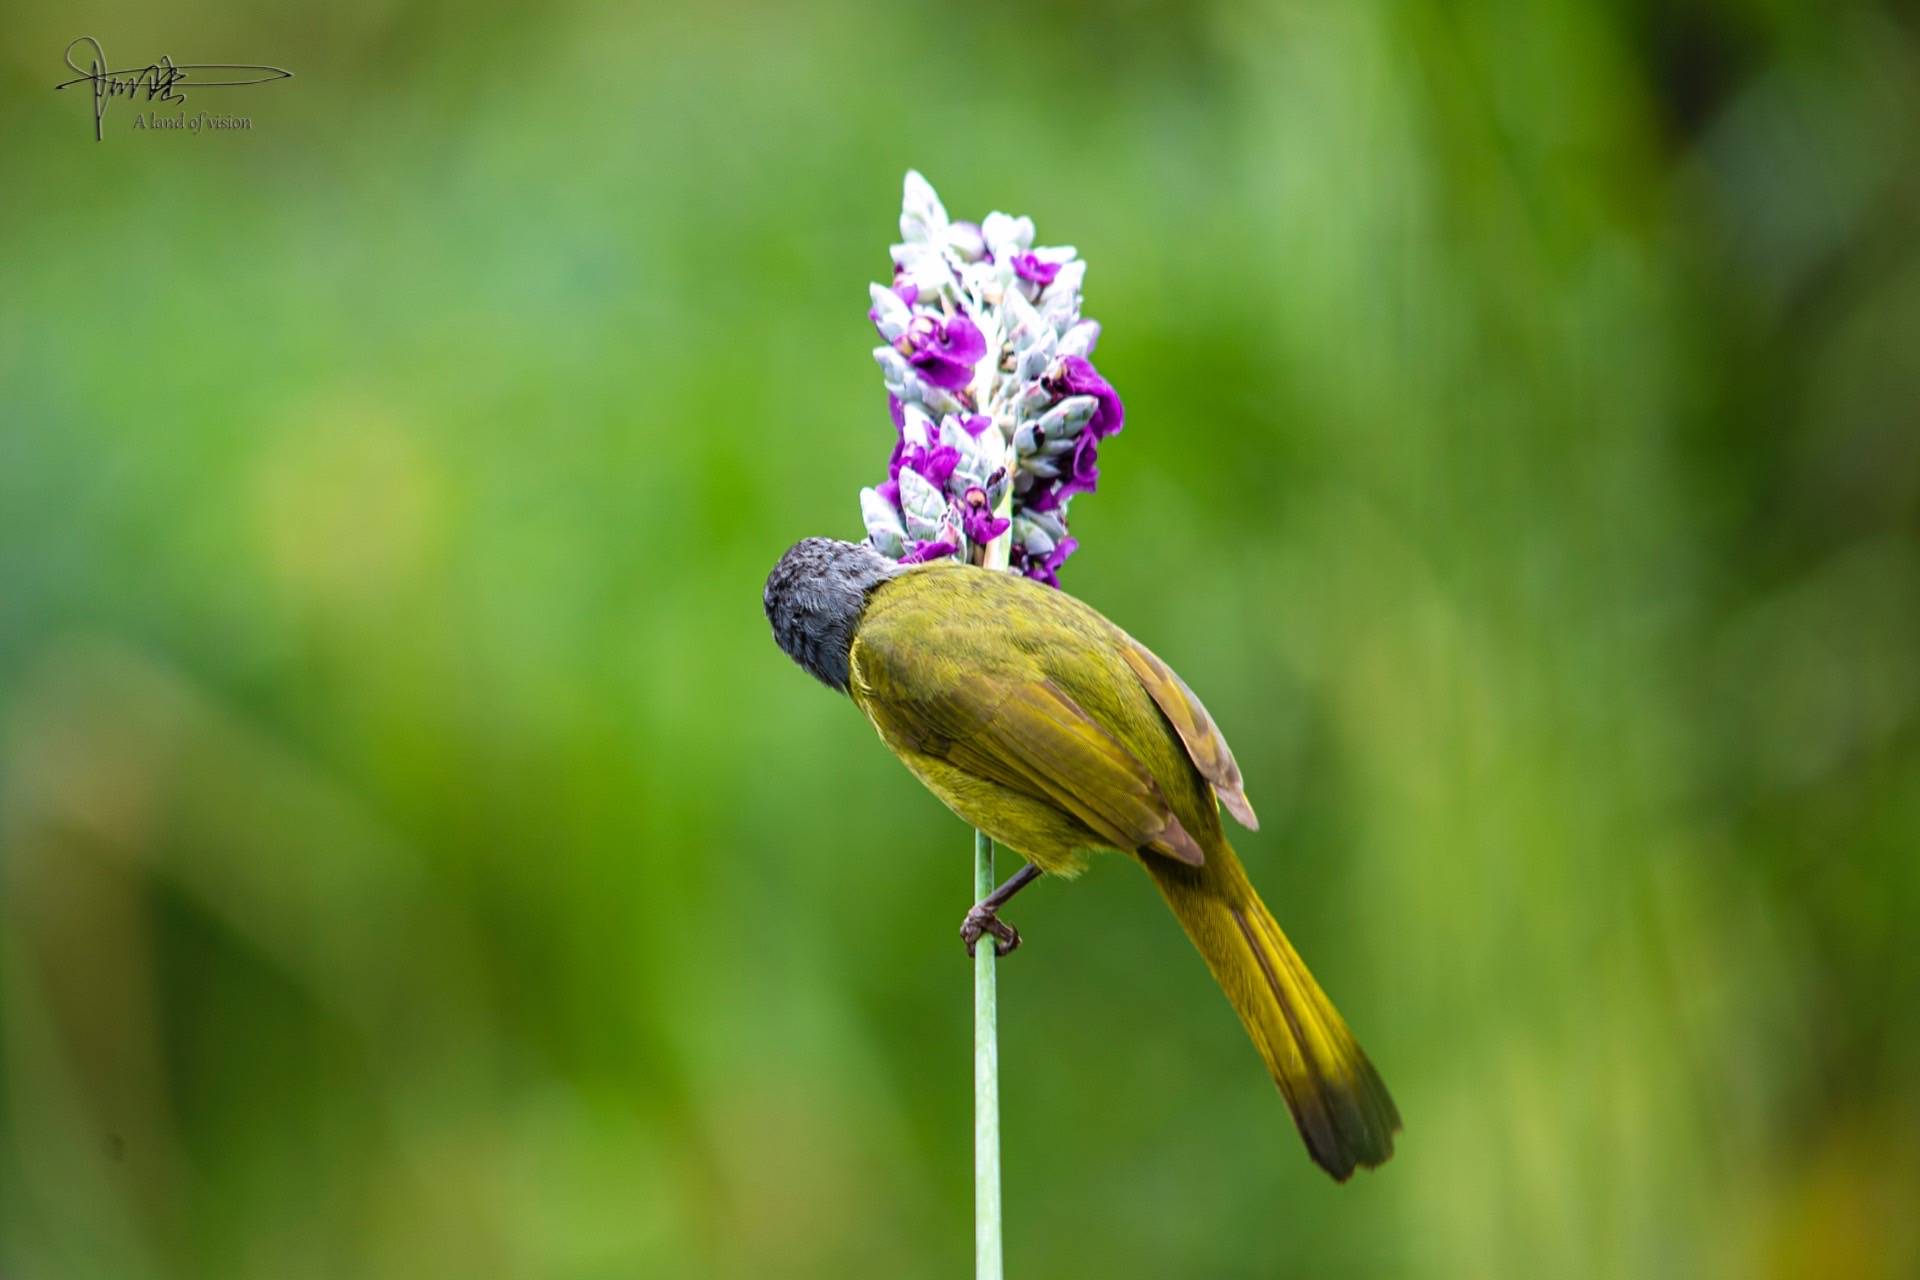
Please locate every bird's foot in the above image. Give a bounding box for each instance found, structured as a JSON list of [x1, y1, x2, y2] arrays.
[[960, 905, 1021, 958]]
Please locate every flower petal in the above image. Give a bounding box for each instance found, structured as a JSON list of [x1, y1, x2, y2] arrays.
[[1024, 535, 1078, 587], [1011, 252, 1062, 286], [901, 538, 957, 564], [1052, 356, 1125, 437]]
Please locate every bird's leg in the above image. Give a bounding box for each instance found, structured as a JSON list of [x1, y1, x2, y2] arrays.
[[960, 863, 1043, 958]]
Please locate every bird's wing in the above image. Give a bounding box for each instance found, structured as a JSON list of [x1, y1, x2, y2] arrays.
[[1121, 642, 1259, 830], [855, 642, 1207, 866]]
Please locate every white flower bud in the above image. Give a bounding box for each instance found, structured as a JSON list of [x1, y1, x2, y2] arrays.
[[945, 221, 987, 261], [919, 384, 966, 418], [1012, 515, 1056, 558], [1001, 288, 1043, 343], [971, 418, 1008, 459], [898, 468, 948, 539], [960, 260, 1003, 302], [1058, 320, 1101, 360], [873, 346, 920, 401], [981, 211, 1034, 258], [1026, 509, 1070, 543], [1041, 286, 1080, 334], [900, 170, 949, 244], [1016, 330, 1057, 383], [868, 283, 913, 342], [891, 244, 956, 300], [861, 488, 908, 556], [1040, 396, 1099, 437], [901, 404, 937, 448], [1042, 260, 1086, 301]]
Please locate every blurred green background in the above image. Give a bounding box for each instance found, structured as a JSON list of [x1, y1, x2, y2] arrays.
[[3, 1, 1918, 1276]]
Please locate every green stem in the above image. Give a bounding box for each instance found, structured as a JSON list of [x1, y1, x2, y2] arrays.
[[973, 828, 1004, 1280], [971, 387, 1015, 1279]]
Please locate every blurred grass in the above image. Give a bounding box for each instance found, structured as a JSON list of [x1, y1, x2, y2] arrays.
[[2, 1, 1918, 1276]]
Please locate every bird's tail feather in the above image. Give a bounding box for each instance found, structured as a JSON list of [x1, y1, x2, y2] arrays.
[[1144, 843, 1400, 1180]]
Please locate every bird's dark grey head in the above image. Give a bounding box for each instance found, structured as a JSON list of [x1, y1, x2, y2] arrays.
[[764, 537, 902, 692]]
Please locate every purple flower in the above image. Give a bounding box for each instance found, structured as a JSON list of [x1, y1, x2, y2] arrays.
[[905, 311, 986, 392], [960, 486, 1010, 546], [887, 394, 906, 430], [1040, 536, 1078, 584], [895, 441, 960, 490], [960, 413, 993, 438], [1050, 356, 1124, 438], [1046, 433, 1103, 507], [1011, 252, 1061, 287], [894, 282, 919, 306], [876, 478, 901, 507], [1021, 433, 1102, 510], [1017, 535, 1078, 587], [902, 538, 957, 564], [966, 513, 1010, 545]]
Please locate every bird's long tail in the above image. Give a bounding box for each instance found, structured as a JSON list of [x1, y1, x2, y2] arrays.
[[1144, 843, 1400, 1180]]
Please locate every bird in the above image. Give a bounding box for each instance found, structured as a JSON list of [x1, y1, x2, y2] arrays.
[[763, 536, 1399, 1181]]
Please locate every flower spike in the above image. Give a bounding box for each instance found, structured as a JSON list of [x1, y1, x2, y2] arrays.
[[857, 171, 1124, 587]]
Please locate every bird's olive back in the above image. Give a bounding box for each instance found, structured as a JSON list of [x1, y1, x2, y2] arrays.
[[849, 563, 1227, 855]]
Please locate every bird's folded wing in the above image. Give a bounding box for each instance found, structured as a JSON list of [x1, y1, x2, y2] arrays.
[[1121, 642, 1259, 831], [860, 669, 1206, 866]]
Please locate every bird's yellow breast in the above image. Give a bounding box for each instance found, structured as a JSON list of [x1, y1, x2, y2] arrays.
[[856, 698, 1103, 877]]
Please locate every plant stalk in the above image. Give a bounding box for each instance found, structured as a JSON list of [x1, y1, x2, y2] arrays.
[[973, 829, 1003, 1280], [971, 464, 1014, 1280]]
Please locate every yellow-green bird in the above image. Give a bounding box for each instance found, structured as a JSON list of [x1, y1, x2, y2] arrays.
[[764, 536, 1399, 1180]]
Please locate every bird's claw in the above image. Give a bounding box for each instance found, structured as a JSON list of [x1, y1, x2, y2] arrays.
[[961, 907, 1021, 958]]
